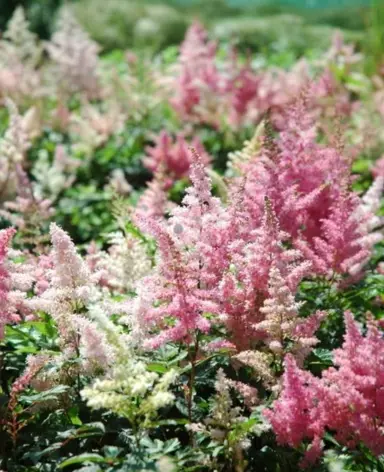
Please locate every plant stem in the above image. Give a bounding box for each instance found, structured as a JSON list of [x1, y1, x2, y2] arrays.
[[187, 335, 199, 445]]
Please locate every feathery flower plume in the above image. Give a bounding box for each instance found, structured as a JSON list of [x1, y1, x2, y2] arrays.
[[87, 231, 151, 294], [144, 131, 211, 181], [29, 224, 97, 347], [0, 7, 42, 102], [0, 165, 54, 247], [46, 7, 100, 99], [297, 179, 383, 278], [81, 304, 177, 428], [266, 311, 384, 465], [264, 354, 326, 467], [32, 144, 80, 201], [0, 228, 17, 338], [171, 22, 223, 126], [135, 174, 170, 221], [220, 198, 311, 350], [257, 265, 324, 360], [134, 150, 229, 349]]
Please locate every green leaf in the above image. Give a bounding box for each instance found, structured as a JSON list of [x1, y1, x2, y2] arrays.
[[311, 348, 333, 366], [68, 406, 83, 425], [147, 362, 167, 374], [76, 422, 106, 433], [59, 454, 106, 468], [19, 385, 70, 404]]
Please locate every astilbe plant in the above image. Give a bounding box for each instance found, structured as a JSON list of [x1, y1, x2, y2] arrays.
[[144, 130, 211, 183], [0, 16, 383, 470], [69, 101, 126, 155], [218, 196, 313, 352], [218, 198, 325, 392], [171, 22, 267, 130], [233, 96, 383, 280], [171, 21, 223, 127], [26, 224, 112, 385], [130, 147, 326, 398], [0, 99, 32, 202], [133, 150, 230, 350], [297, 178, 383, 279], [0, 228, 35, 339], [0, 228, 17, 339], [0, 7, 42, 103], [45, 7, 101, 100], [223, 51, 263, 130], [170, 24, 356, 134], [3, 353, 51, 447], [236, 95, 346, 238], [266, 311, 384, 467], [86, 230, 152, 294], [0, 164, 54, 248], [135, 173, 170, 221], [31, 144, 81, 202], [1, 223, 178, 461], [81, 305, 178, 442]]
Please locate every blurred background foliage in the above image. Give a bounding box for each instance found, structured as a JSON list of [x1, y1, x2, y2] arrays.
[[0, 0, 376, 50], [0, 0, 382, 81]]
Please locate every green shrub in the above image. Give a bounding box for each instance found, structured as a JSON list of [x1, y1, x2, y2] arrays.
[[72, 0, 187, 51], [212, 15, 307, 53], [72, 0, 146, 50], [212, 13, 364, 55], [364, 0, 384, 74], [0, 0, 64, 38], [133, 4, 188, 50]]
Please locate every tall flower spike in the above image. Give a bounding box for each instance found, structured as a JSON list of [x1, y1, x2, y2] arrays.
[[29, 224, 96, 332], [0, 164, 54, 241], [0, 7, 42, 102], [73, 315, 111, 374], [49, 223, 91, 292], [46, 7, 100, 99], [349, 176, 384, 275], [87, 231, 151, 294], [257, 263, 325, 362], [171, 22, 222, 126], [0, 228, 16, 338], [169, 148, 231, 287], [236, 93, 350, 241], [1, 99, 31, 165], [135, 173, 169, 222], [296, 180, 381, 278], [133, 150, 229, 349], [144, 131, 211, 181], [219, 198, 311, 351], [226, 54, 261, 129], [1, 7, 41, 66], [257, 265, 304, 353], [264, 354, 326, 467], [267, 312, 384, 465], [0, 100, 33, 206]]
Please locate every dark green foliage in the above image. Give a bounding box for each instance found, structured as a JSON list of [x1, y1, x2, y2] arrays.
[[0, 0, 66, 38]]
